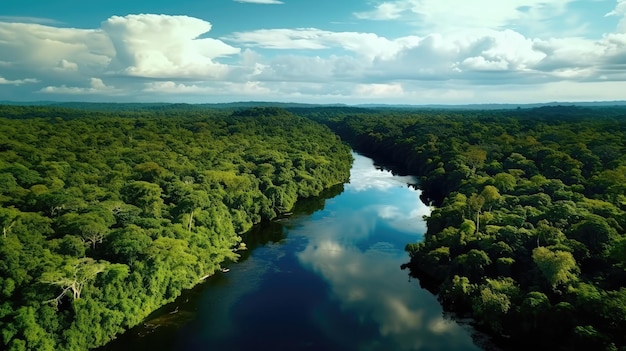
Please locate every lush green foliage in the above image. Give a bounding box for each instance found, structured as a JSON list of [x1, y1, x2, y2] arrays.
[[305, 106, 626, 351], [0, 105, 352, 350]]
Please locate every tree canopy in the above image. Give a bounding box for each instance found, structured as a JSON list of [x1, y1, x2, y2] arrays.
[[302, 105, 626, 351], [0, 105, 352, 351]]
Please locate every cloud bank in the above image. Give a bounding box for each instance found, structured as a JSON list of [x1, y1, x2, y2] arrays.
[[0, 1, 625, 103]]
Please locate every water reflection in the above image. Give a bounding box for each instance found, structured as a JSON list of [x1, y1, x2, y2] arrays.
[[347, 154, 419, 192], [290, 153, 478, 350], [100, 153, 483, 351]]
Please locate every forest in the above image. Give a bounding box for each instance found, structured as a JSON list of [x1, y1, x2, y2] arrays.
[[297, 105, 626, 351], [3, 103, 626, 351], [0, 105, 353, 351]]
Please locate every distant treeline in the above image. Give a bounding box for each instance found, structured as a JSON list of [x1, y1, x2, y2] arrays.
[[301, 105, 626, 351], [0, 106, 352, 351]]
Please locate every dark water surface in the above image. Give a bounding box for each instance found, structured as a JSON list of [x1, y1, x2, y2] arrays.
[[102, 153, 484, 351]]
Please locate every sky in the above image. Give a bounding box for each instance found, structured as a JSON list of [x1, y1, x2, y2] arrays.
[[0, 0, 625, 105]]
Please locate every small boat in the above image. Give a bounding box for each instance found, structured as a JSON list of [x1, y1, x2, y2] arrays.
[[220, 268, 230, 273]]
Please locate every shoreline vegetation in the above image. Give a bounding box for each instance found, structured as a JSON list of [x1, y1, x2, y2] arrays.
[[0, 106, 352, 351], [300, 105, 626, 351], [2, 103, 626, 351]]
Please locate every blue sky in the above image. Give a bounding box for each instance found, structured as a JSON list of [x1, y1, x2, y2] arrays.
[[0, 0, 625, 104]]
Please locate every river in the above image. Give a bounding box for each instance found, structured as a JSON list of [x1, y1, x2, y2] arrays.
[[101, 153, 485, 351]]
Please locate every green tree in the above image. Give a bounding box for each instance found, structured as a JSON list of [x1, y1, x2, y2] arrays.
[[105, 225, 152, 264], [454, 249, 491, 281], [121, 181, 163, 218], [532, 247, 579, 289], [41, 258, 106, 305], [480, 185, 501, 211], [463, 146, 487, 176], [467, 193, 485, 234], [569, 215, 618, 257], [473, 278, 518, 333], [493, 172, 516, 193], [0, 207, 20, 238]]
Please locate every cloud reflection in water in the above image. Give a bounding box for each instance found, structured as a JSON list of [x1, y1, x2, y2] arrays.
[[293, 153, 479, 350]]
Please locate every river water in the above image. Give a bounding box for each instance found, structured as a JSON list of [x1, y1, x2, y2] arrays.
[[102, 153, 484, 351]]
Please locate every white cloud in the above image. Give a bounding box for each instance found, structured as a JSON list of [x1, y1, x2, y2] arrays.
[[355, 83, 404, 97], [227, 28, 330, 49], [225, 28, 412, 60], [605, 0, 626, 17], [461, 56, 509, 71], [226, 28, 555, 83], [606, 0, 626, 31], [55, 59, 79, 72], [143, 81, 210, 94], [211, 26, 574, 88], [234, 0, 284, 3], [355, 2, 406, 20], [0, 15, 241, 83], [355, 0, 574, 34], [0, 8, 624, 104], [143, 80, 273, 97], [532, 37, 603, 73], [102, 14, 240, 78], [40, 77, 119, 95], [0, 76, 39, 85], [0, 22, 113, 77]]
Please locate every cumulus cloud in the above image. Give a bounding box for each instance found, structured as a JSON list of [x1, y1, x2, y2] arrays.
[[355, 0, 574, 33], [102, 14, 240, 78], [228, 24, 626, 90], [40, 77, 119, 95], [355, 83, 404, 97], [0, 76, 39, 85], [0, 14, 244, 100], [606, 0, 626, 17], [225, 28, 412, 60], [143, 81, 210, 94], [355, 2, 406, 20], [606, 0, 626, 31], [143, 80, 272, 97], [0, 6, 625, 104], [0, 22, 113, 78], [55, 59, 79, 72], [532, 37, 602, 73]]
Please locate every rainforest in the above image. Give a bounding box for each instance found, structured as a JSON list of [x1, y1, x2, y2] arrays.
[[0, 105, 352, 351], [299, 105, 626, 351], [1, 104, 626, 351]]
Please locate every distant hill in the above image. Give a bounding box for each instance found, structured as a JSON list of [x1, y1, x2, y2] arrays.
[[356, 101, 626, 110], [2, 100, 626, 111], [0, 101, 346, 111]]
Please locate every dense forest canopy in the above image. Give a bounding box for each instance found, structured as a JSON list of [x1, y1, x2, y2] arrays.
[[299, 105, 626, 351], [3, 102, 626, 351], [0, 105, 352, 351]]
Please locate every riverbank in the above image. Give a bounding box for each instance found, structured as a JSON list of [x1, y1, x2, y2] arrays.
[[307, 108, 626, 351], [0, 106, 353, 351], [97, 153, 485, 351]]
